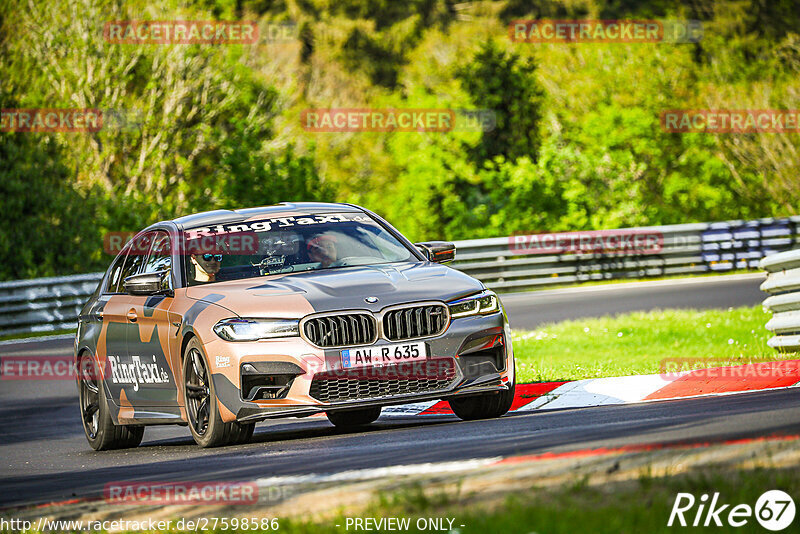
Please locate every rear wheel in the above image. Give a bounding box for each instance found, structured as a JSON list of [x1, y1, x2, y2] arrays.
[[183, 338, 252, 447], [449, 369, 516, 421], [78, 353, 144, 451], [326, 406, 382, 428]]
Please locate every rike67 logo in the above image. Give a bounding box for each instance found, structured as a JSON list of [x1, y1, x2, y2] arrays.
[[669, 490, 796, 530]]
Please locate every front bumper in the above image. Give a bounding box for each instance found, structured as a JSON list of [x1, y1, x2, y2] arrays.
[[204, 311, 514, 423]]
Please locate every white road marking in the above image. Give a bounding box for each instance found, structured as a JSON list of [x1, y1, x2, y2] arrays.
[[583, 374, 678, 402], [0, 333, 74, 346], [254, 458, 500, 487], [382, 401, 438, 416]]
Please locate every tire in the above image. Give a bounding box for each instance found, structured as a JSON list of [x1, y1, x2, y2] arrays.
[[183, 337, 249, 448], [449, 367, 516, 421], [78, 352, 144, 451], [230, 421, 256, 445], [326, 406, 382, 428], [228, 423, 256, 445]]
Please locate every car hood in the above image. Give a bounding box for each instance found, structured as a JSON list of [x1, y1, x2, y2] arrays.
[[185, 262, 484, 317]]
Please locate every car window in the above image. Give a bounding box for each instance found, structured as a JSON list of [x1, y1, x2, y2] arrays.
[[144, 231, 171, 274], [105, 252, 127, 294], [182, 212, 416, 286], [118, 233, 150, 289]]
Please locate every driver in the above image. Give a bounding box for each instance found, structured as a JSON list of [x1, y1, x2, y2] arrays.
[[307, 234, 338, 268], [190, 253, 222, 282]]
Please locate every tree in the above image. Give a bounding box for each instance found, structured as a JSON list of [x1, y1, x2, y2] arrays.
[[0, 132, 106, 279], [457, 40, 545, 163]]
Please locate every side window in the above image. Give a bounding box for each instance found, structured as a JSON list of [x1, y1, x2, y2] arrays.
[[144, 232, 172, 274], [105, 252, 127, 294], [118, 233, 150, 287]]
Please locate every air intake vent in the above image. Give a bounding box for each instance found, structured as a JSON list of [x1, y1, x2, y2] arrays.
[[303, 313, 377, 348], [309, 358, 457, 402], [383, 304, 448, 341]]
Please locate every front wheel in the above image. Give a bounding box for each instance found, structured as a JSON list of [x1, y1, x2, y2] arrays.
[[326, 406, 382, 428], [183, 338, 254, 447], [78, 353, 144, 451], [449, 375, 515, 421]]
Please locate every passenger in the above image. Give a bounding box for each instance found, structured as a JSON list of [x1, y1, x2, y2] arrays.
[[307, 234, 338, 268]]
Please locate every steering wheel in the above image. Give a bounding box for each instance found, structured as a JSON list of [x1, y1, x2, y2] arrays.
[[255, 256, 290, 275]]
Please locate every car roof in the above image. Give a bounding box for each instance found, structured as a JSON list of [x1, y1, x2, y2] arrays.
[[171, 202, 364, 229]]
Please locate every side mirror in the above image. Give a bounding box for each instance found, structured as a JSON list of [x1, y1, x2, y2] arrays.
[[123, 270, 173, 296], [414, 241, 456, 263]]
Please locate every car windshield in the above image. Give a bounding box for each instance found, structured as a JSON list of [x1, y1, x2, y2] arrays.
[[182, 212, 417, 286]]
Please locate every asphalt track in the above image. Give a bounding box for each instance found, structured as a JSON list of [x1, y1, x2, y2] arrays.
[[501, 272, 767, 327], [1, 273, 786, 509]]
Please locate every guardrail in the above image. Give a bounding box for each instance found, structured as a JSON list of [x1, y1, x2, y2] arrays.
[[0, 273, 103, 337], [452, 217, 800, 292], [1, 216, 799, 337], [760, 248, 800, 352]]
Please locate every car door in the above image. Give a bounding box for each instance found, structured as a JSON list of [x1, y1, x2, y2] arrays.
[[125, 230, 179, 407], [92, 250, 131, 391], [101, 243, 142, 406]]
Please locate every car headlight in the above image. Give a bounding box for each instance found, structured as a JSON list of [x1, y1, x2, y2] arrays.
[[213, 318, 300, 341], [448, 291, 500, 318]]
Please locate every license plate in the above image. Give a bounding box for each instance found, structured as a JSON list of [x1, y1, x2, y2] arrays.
[[341, 341, 427, 369]]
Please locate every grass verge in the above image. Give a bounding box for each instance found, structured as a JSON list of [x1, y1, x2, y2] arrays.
[[511, 305, 797, 383], [266, 465, 800, 533], [0, 329, 74, 342], [369, 467, 799, 534]]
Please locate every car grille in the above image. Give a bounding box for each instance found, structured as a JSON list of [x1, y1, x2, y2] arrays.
[[383, 304, 448, 341], [308, 358, 458, 403], [302, 313, 377, 348]]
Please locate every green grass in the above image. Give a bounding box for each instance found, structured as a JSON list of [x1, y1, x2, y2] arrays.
[[512, 305, 796, 383], [198, 465, 800, 533], [356, 467, 800, 534], [0, 328, 74, 342]]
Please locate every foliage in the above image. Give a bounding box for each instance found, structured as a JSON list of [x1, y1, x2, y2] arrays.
[[0, 132, 106, 279], [1, 0, 799, 279], [456, 39, 545, 163]]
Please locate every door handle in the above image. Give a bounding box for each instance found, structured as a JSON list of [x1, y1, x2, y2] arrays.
[[126, 309, 138, 323]]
